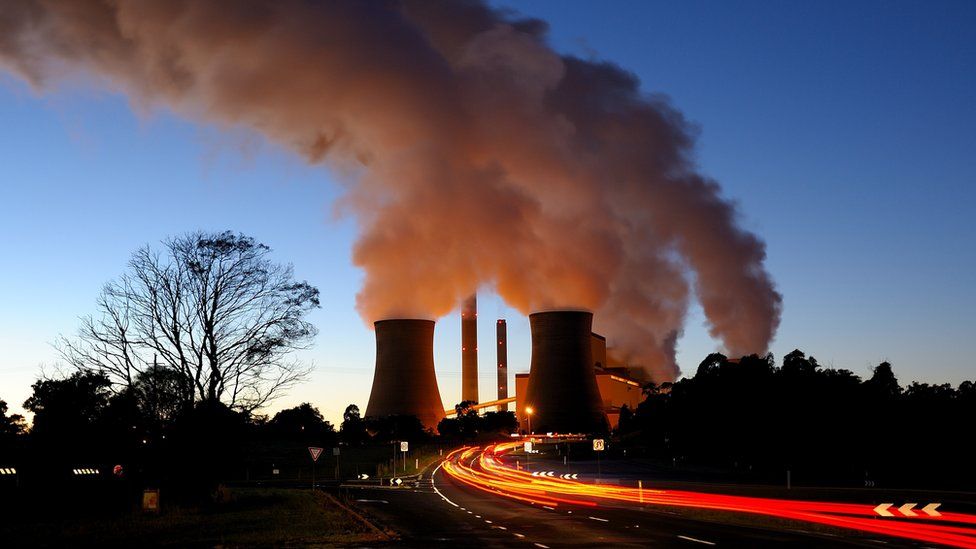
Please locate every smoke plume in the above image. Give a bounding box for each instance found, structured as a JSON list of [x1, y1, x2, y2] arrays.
[[0, 0, 781, 381]]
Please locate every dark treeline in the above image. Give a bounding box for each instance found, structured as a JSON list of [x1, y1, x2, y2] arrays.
[[0, 368, 516, 516], [618, 350, 976, 489], [437, 400, 519, 442]]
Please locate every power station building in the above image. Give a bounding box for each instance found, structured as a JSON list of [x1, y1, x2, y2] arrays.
[[363, 308, 642, 435], [515, 325, 643, 432], [364, 319, 445, 430]]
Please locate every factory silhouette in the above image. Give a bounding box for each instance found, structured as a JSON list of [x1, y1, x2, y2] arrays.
[[364, 298, 643, 435]]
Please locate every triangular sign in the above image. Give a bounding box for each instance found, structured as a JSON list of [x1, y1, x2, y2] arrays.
[[308, 447, 323, 462]]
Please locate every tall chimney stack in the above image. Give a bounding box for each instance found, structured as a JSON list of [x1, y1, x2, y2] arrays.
[[496, 319, 508, 411], [461, 294, 478, 403], [365, 319, 445, 430]]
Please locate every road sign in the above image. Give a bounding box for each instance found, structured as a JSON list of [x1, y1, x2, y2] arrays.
[[308, 447, 323, 462], [333, 447, 340, 456], [874, 502, 941, 517], [392, 477, 403, 486], [593, 439, 605, 451], [272, 468, 280, 476], [142, 489, 160, 513], [560, 473, 579, 480], [400, 441, 409, 452], [358, 473, 370, 480], [524, 441, 533, 453]]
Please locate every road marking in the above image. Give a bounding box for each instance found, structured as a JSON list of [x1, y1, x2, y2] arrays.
[[677, 535, 716, 546], [485, 520, 493, 524], [495, 526, 507, 530], [542, 506, 555, 510], [475, 515, 481, 518], [430, 462, 460, 508], [354, 499, 389, 504], [514, 533, 525, 538], [588, 516, 609, 522], [534, 544, 550, 549]]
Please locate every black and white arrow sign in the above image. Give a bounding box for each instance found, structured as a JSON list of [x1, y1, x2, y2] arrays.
[[559, 473, 579, 480]]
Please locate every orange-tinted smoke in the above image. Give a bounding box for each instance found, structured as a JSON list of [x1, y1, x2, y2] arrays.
[[0, 0, 781, 381]]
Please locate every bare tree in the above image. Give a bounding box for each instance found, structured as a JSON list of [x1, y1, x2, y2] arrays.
[[59, 231, 319, 412]]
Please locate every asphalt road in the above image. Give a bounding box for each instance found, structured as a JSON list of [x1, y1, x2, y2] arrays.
[[344, 450, 940, 548]]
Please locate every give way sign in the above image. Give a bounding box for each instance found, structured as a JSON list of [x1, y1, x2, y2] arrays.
[[308, 447, 323, 462]]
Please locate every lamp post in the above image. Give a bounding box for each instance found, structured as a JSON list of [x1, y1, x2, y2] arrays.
[[525, 406, 534, 435]]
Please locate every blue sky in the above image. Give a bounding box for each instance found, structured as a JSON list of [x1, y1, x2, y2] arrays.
[[1, 1, 974, 424]]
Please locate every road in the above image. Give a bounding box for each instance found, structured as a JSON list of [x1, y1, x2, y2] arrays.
[[344, 446, 950, 548]]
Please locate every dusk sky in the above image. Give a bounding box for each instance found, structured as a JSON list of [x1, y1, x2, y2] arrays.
[[1, 1, 973, 425]]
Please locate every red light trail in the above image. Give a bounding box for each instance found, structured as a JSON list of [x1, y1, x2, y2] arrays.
[[440, 442, 976, 548]]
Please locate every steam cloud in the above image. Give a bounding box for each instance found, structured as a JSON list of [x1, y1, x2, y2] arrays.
[[1, 0, 781, 381]]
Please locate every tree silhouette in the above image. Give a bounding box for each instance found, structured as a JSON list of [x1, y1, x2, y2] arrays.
[[23, 370, 113, 441], [340, 404, 368, 445], [625, 353, 976, 489], [0, 399, 25, 439], [268, 402, 335, 441], [57, 231, 320, 412]]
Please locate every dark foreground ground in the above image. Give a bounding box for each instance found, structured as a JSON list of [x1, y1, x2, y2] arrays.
[[0, 486, 384, 548]]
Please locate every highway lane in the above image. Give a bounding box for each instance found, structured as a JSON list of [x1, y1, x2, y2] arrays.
[[345, 451, 934, 548]]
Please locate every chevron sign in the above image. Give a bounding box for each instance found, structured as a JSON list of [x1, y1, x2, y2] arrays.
[[531, 471, 556, 477], [874, 503, 941, 517], [560, 473, 579, 480]]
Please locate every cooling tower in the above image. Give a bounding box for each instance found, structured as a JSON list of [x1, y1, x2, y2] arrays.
[[523, 311, 609, 434], [365, 319, 445, 430], [496, 319, 508, 411]]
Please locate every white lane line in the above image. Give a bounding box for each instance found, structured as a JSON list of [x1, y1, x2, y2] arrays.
[[514, 533, 525, 538], [430, 462, 459, 508], [534, 544, 550, 549], [677, 535, 716, 546], [542, 505, 555, 510], [475, 515, 482, 518], [588, 516, 609, 522], [485, 520, 493, 524], [495, 526, 507, 530]]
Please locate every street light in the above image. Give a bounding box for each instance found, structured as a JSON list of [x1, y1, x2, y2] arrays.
[[525, 406, 533, 435]]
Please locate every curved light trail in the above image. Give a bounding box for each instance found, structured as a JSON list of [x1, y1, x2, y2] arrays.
[[440, 442, 976, 548]]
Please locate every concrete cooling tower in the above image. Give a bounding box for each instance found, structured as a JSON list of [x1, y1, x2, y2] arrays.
[[523, 311, 609, 434], [365, 319, 445, 430]]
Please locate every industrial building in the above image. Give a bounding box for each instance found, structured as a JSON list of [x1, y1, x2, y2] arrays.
[[364, 319, 445, 430], [515, 327, 643, 432], [363, 307, 643, 435], [461, 294, 478, 403]]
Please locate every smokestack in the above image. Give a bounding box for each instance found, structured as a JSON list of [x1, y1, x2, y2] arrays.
[[523, 311, 608, 434], [365, 319, 445, 430], [461, 294, 478, 403], [496, 319, 508, 411]]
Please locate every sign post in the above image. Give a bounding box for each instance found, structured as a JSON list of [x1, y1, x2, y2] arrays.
[[592, 439, 605, 479], [333, 448, 340, 480], [308, 447, 323, 489], [400, 441, 409, 475]]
